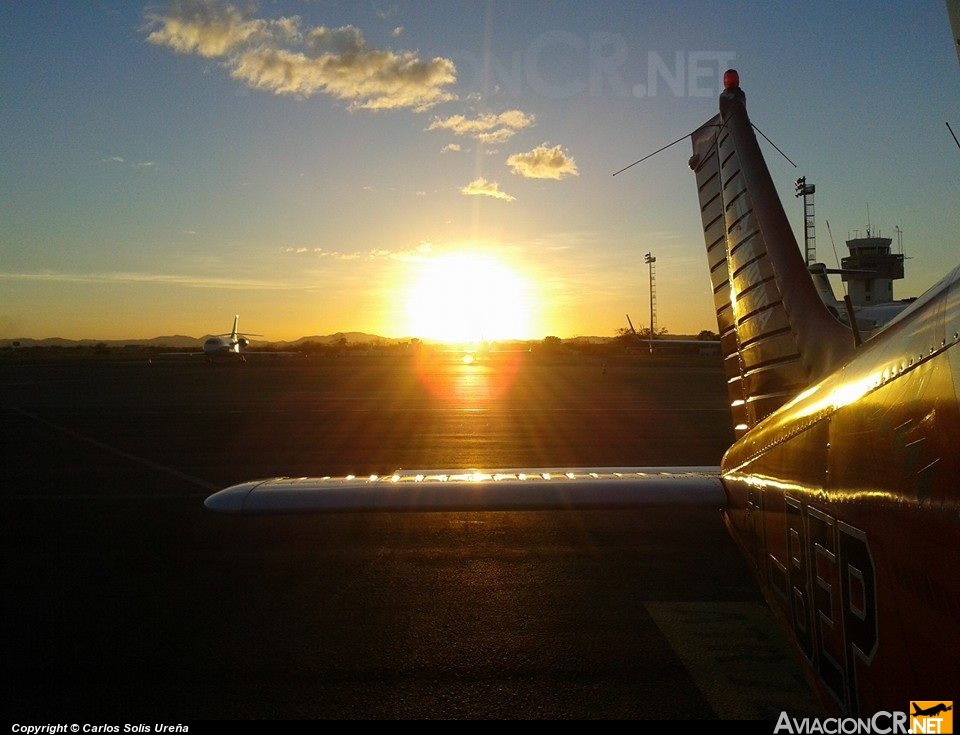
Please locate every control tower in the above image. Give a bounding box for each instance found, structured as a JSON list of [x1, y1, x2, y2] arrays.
[[840, 232, 904, 307]]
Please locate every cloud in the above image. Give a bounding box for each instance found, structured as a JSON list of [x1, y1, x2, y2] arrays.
[[441, 143, 461, 153], [281, 247, 360, 260], [144, 0, 270, 57], [427, 110, 535, 144], [144, 0, 457, 111], [282, 243, 430, 261], [0, 271, 287, 290], [460, 177, 516, 202], [101, 156, 158, 170], [506, 144, 579, 180]]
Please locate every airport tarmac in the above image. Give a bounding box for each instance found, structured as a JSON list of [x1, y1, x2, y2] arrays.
[[0, 353, 824, 720]]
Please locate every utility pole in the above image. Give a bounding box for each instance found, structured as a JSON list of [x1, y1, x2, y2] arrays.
[[645, 252, 656, 354]]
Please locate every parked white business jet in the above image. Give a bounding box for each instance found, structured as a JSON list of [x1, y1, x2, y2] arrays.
[[202, 315, 261, 361]]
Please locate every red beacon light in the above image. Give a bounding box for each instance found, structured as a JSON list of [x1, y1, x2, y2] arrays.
[[723, 69, 740, 89]]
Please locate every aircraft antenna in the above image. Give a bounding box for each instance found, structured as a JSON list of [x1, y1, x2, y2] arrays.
[[948, 122, 960, 152], [894, 225, 906, 257], [612, 132, 693, 176], [751, 123, 797, 167], [613, 120, 795, 177]]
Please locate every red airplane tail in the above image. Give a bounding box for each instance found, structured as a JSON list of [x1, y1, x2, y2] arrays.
[[688, 71, 856, 438]]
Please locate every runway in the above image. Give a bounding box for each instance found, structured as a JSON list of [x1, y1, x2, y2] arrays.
[[0, 352, 823, 720]]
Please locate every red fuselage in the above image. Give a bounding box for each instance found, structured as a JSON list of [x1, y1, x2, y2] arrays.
[[720, 266, 960, 716]]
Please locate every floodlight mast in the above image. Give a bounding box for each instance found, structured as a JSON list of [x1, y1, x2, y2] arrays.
[[795, 177, 817, 265], [644, 252, 656, 353]]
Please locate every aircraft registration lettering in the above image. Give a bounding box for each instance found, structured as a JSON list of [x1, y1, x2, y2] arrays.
[[753, 492, 878, 717]]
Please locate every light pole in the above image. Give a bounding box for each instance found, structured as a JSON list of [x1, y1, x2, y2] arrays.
[[644, 252, 656, 354]]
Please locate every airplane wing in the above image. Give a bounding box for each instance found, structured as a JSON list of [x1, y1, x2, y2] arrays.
[[204, 467, 724, 514]]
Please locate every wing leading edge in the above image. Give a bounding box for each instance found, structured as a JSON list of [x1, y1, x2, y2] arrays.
[[204, 467, 724, 514]]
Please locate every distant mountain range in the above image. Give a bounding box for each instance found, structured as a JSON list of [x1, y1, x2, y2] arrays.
[[0, 332, 646, 349], [0, 332, 410, 349]]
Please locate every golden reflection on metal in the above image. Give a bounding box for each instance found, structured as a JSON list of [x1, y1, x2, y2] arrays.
[[729, 472, 807, 495], [729, 471, 900, 504], [790, 385, 819, 405], [450, 472, 492, 482], [803, 373, 876, 418]]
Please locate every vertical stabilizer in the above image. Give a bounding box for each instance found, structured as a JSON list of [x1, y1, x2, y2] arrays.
[[688, 72, 855, 438], [948, 0, 960, 65]]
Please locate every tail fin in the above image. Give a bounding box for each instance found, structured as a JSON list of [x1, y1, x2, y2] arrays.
[[688, 72, 855, 438]]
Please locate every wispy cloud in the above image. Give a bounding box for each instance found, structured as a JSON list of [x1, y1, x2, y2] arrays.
[[0, 271, 287, 290], [143, 0, 457, 111], [283, 242, 431, 261], [284, 247, 359, 260], [460, 177, 516, 202], [427, 110, 535, 144], [101, 155, 157, 170], [507, 144, 579, 180]]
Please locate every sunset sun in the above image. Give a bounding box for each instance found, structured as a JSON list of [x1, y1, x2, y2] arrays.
[[404, 253, 535, 343]]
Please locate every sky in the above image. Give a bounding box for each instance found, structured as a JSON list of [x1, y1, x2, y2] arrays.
[[2, 1, 958, 343]]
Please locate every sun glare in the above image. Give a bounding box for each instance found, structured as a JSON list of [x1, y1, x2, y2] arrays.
[[404, 253, 535, 343]]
